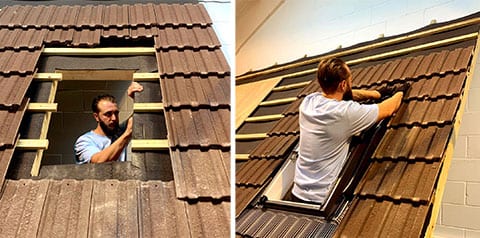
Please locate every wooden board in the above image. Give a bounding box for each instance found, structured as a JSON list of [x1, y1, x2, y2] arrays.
[[236, 76, 283, 129]]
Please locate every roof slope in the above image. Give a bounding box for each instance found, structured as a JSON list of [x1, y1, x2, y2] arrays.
[[235, 12, 479, 237], [0, 3, 230, 237]]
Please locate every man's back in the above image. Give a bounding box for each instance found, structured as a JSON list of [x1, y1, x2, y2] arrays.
[[292, 92, 378, 204]]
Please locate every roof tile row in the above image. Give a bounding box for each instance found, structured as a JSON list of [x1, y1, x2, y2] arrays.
[[0, 4, 212, 29], [235, 186, 261, 217], [390, 97, 460, 127], [248, 134, 298, 159], [0, 74, 33, 110], [351, 46, 472, 88], [236, 158, 283, 186], [373, 125, 452, 161], [334, 197, 429, 238], [356, 160, 441, 203], [171, 149, 230, 200], [0, 49, 42, 75], [156, 49, 230, 77], [268, 113, 299, 136], [0, 98, 28, 148], [165, 108, 230, 149], [160, 76, 230, 109], [0, 179, 230, 237]]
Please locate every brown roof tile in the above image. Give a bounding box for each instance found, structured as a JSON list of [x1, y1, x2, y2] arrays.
[[171, 149, 230, 200], [71, 28, 101, 47], [282, 97, 303, 115], [297, 79, 320, 97], [0, 179, 230, 237], [334, 197, 429, 238], [0, 148, 14, 193], [390, 97, 460, 127], [0, 74, 33, 110], [236, 158, 283, 186], [0, 50, 42, 75], [373, 125, 452, 160], [235, 186, 261, 217], [129, 3, 157, 27], [249, 134, 298, 159], [0, 28, 46, 50], [44, 28, 74, 45], [165, 108, 230, 149], [407, 71, 466, 100], [155, 26, 221, 50], [129, 26, 156, 39], [267, 114, 299, 136], [101, 27, 130, 39], [160, 76, 230, 109], [48, 5, 80, 29], [76, 5, 104, 28], [103, 4, 129, 28], [153, 4, 212, 27], [0, 98, 28, 148], [356, 160, 441, 203], [156, 49, 230, 77], [352, 45, 473, 88]]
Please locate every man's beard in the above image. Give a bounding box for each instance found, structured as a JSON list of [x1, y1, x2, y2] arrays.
[[99, 120, 119, 137], [342, 87, 353, 101]]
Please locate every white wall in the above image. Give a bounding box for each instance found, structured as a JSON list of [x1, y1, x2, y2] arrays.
[[236, 0, 480, 75], [236, 1, 480, 236], [204, 1, 234, 70]]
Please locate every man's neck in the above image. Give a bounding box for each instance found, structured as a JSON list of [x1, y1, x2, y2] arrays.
[[93, 125, 107, 137], [322, 91, 343, 101]]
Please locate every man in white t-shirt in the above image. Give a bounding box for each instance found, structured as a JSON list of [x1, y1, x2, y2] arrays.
[[292, 58, 408, 205], [74, 82, 143, 164]]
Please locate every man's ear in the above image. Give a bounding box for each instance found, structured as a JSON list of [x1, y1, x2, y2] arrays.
[[93, 113, 99, 122], [338, 80, 347, 92]]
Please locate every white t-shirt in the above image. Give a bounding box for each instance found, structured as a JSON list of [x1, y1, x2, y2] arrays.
[[292, 92, 378, 204], [74, 131, 126, 164]]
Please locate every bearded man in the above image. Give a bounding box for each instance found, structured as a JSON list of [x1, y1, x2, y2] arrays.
[[74, 82, 143, 164]]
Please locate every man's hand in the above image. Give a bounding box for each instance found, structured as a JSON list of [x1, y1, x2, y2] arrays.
[[122, 117, 133, 139], [376, 85, 396, 98], [128, 82, 144, 98]]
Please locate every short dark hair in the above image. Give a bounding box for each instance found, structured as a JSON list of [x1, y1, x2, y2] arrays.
[[316, 58, 351, 94], [92, 94, 116, 113]]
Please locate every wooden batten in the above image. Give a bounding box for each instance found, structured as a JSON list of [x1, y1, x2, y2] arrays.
[[236, 154, 250, 161], [259, 97, 297, 107], [133, 103, 164, 112], [236, 133, 268, 140], [17, 139, 49, 150], [27, 103, 58, 112], [133, 73, 160, 81], [42, 47, 156, 56], [33, 73, 62, 81], [245, 114, 284, 122], [131, 139, 169, 151]]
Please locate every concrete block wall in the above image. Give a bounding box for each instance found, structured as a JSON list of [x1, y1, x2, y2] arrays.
[[236, 0, 480, 75], [434, 49, 480, 238], [44, 80, 133, 165]]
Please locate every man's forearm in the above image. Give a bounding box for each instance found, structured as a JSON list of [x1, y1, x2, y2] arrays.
[[90, 135, 130, 163], [352, 89, 381, 101]]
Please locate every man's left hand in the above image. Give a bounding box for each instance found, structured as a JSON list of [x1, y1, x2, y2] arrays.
[[128, 82, 144, 98]]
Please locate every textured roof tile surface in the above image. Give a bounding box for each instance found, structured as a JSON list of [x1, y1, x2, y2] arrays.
[[165, 108, 230, 149], [171, 149, 230, 199], [0, 98, 28, 148], [0, 179, 230, 237], [160, 76, 230, 109], [156, 49, 230, 77], [0, 74, 33, 109]]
